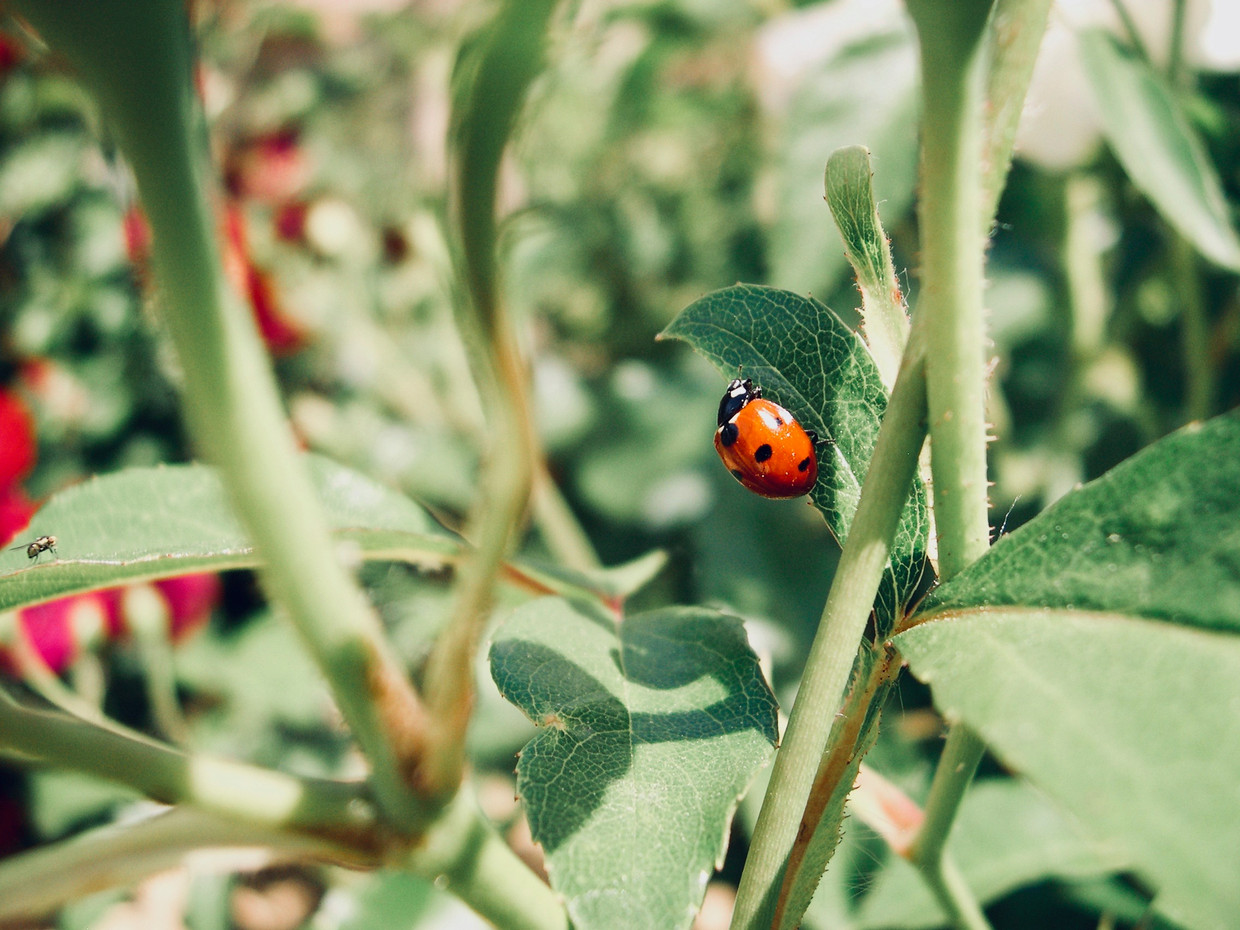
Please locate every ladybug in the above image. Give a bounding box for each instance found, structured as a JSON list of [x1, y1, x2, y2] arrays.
[[714, 378, 818, 499]]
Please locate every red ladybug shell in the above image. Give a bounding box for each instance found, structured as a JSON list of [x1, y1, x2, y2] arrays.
[[714, 378, 818, 499]]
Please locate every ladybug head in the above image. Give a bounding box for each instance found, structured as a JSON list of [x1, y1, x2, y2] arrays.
[[717, 377, 761, 426]]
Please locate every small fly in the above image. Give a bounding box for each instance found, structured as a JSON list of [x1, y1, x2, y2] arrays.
[[10, 535, 57, 563]]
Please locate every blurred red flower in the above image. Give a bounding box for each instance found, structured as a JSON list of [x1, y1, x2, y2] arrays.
[[0, 390, 36, 491]]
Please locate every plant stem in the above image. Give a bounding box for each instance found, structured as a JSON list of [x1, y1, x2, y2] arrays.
[[0, 807, 362, 922], [11, 0, 432, 831], [730, 339, 928, 930], [1168, 0, 1188, 85], [1173, 232, 1214, 423], [905, 0, 1003, 926], [533, 462, 602, 573], [1107, 0, 1152, 65], [933, 855, 994, 930], [908, 0, 996, 580], [0, 689, 378, 850], [909, 725, 989, 928], [419, 0, 558, 798], [406, 786, 569, 930]]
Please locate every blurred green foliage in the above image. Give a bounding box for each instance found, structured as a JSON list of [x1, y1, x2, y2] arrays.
[[1, 1, 1238, 927]]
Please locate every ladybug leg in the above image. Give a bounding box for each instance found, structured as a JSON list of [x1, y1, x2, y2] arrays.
[[806, 429, 819, 444]]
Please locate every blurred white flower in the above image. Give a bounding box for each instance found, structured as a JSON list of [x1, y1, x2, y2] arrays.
[[1016, 0, 1240, 172], [751, 0, 908, 115]]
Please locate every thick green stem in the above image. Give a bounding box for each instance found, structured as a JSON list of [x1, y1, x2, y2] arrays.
[[12, 0, 432, 831], [909, 0, 996, 580], [730, 340, 928, 930], [0, 689, 377, 849], [407, 787, 569, 930], [10, 0, 431, 828], [905, 1, 1006, 926]]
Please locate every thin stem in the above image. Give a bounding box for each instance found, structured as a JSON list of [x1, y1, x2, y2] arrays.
[[419, 0, 558, 798], [1107, 0, 1152, 65], [406, 786, 569, 930], [1064, 173, 1111, 360], [910, 725, 987, 877], [10, 0, 432, 831], [931, 855, 994, 930], [0, 688, 379, 849], [730, 339, 929, 930], [532, 462, 602, 573], [0, 807, 363, 922], [125, 584, 191, 743], [1173, 234, 1213, 422], [1167, 0, 1188, 86]]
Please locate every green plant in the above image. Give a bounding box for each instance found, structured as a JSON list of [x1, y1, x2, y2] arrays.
[[1, 2, 1238, 930]]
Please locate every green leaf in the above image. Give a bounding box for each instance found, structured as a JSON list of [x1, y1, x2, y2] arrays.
[[489, 597, 778, 930], [516, 548, 670, 605], [921, 410, 1240, 634], [854, 779, 1129, 928], [825, 144, 909, 388], [0, 457, 459, 614], [897, 610, 1240, 930], [0, 457, 638, 616], [659, 283, 929, 627], [769, 24, 920, 298], [1078, 29, 1240, 270], [900, 413, 1240, 927]]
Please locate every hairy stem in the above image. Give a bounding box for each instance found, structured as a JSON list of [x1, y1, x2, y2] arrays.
[[905, 0, 1015, 925]]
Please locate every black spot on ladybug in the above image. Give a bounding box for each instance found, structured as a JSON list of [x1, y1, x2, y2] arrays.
[[730, 469, 745, 481], [798, 456, 812, 472], [754, 443, 773, 463], [774, 417, 785, 426], [719, 423, 739, 447]]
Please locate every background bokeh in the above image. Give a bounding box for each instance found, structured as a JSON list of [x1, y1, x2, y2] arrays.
[[1, 1, 1237, 927]]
